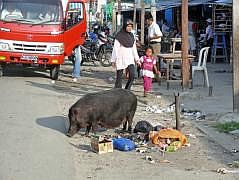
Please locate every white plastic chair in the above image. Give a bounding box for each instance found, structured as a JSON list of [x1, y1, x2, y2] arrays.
[[192, 47, 210, 87], [171, 38, 182, 54]]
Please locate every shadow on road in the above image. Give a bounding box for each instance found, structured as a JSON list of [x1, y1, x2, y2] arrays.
[[2, 65, 49, 78], [69, 142, 92, 151], [36, 116, 67, 134]]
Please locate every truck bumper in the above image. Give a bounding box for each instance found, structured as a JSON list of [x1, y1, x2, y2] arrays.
[[0, 51, 65, 66]]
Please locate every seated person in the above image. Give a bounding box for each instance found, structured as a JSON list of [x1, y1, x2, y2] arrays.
[[1, 3, 23, 19], [38, 7, 55, 21], [39, 12, 52, 21]]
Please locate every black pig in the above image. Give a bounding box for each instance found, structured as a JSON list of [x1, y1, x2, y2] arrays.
[[66, 88, 137, 137]]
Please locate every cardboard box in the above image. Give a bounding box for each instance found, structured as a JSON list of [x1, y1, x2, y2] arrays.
[[91, 136, 113, 154]]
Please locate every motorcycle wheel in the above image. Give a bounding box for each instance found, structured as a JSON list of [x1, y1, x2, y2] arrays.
[[100, 50, 112, 67]]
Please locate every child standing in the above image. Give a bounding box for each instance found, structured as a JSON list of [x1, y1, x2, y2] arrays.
[[138, 47, 159, 97]]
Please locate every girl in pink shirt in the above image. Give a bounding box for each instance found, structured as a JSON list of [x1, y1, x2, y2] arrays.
[[138, 47, 159, 97]]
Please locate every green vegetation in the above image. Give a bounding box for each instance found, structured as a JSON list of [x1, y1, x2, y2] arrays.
[[215, 122, 239, 133]]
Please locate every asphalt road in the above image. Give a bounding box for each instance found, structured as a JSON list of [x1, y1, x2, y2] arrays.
[[0, 67, 76, 180]]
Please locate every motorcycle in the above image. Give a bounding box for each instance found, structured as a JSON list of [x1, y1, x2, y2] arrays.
[[80, 31, 112, 67]]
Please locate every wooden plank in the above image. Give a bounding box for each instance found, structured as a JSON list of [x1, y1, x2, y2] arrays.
[[233, 1, 239, 112], [181, 0, 189, 88]]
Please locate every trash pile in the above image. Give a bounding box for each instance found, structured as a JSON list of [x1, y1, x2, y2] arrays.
[[149, 128, 188, 152], [144, 101, 206, 121], [90, 120, 189, 156]]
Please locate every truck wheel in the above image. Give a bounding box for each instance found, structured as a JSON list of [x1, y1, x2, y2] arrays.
[[100, 50, 112, 67], [0, 68, 3, 77], [50, 65, 60, 80], [0, 64, 6, 77]]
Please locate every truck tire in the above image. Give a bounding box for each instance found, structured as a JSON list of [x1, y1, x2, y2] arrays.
[[0, 64, 6, 77], [0, 68, 3, 77], [50, 65, 60, 80]]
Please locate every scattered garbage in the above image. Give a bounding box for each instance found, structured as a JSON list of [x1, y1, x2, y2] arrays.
[[133, 120, 165, 134], [91, 135, 113, 154], [150, 128, 188, 152], [145, 105, 162, 114], [186, 133, 197, 139], [136, 147, 148, 153], [145, 156, 155, 164], [217, 168, 239, 174], [181, 108, 205, 120], [145, 103, 175, 114], [231, 148, 239, 153], [113, 138, 135, 151], [134, 120, 154, 133]]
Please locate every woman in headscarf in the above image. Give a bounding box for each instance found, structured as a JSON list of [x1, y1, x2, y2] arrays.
[[111, 19, 139, 90]]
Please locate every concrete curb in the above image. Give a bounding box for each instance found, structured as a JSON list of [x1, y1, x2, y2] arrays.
[[194, 122, 239, 159]]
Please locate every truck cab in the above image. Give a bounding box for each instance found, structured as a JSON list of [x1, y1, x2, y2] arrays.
[[0, 0, 87, 79]]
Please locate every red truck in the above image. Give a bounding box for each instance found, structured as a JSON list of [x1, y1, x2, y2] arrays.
[[0, 0, 87, 79]]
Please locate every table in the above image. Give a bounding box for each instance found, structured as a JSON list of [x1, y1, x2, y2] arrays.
[[158, 53, 195, 89]]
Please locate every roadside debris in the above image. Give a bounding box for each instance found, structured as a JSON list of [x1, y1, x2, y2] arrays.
[[145, 103, 175, 114], [113, 138, 135, 151], [181, 108, 206, 120], [217, 167, 239, 174], [133, 120, 164, 133], [149, 128, 188, 152], [145, 156, 155, 164], [91, 135, 113, 154]]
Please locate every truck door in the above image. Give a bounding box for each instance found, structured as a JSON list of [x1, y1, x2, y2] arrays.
[[63, 1, 87, 56]]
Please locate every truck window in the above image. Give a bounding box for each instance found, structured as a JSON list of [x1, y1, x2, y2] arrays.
[[66, 2, 83, 29], [0, 0, 63, 25]]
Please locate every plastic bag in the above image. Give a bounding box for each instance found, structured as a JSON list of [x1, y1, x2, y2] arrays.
[[113, 138, 135, 151]]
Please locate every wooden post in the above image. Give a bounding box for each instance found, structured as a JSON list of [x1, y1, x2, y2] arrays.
[[233, 1, 239, 112], [117, 0, 122, 31], [112, 7, 116, 34], [181, 0, 189, 88], [133, 0, 136, 28], [140, 0, 145, 45], [175, 93, 180, 130], [151, 0, 157, 22], [176, 8, 180, 31]]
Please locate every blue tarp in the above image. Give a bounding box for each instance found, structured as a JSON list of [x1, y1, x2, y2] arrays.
[[154, 0, 232, 10]]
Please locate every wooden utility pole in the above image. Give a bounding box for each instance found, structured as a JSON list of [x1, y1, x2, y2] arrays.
[[133, 0, 137, 28], [117, 0, 122, 30], [151, 0, 157, 22], [181, 0, 189, 88], [112, 7, 116, 33], [233, 1, 239, 112], [140, 0, 145, 45]]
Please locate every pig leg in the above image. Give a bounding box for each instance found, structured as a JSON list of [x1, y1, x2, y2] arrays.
[[123, 120, 127, 131], [126, 111, 136, 132], [85, 124, 92, 136], [91, 124, 97, 134]]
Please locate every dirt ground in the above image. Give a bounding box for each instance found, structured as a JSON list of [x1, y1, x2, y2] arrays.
[[56, 62, 238, 180]]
